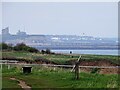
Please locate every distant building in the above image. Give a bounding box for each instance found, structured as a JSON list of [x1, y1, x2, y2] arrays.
[[17, 30, 27, 36], [2, 27, 11, 42], [2, 27, 11, 36]]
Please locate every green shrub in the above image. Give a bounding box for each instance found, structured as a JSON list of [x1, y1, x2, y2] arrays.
[[13, 43, 39, 53], [45, 48, 51, 54], [13, 43, 26, 51], [27, 47, 39, 53], [41, 49, 45, 54], [0, 43, 13, 50], [0, 42, 39, 53], [91, 68, 100, 74]]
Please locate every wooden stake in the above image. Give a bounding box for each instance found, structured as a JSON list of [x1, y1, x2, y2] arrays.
[[71, 55, 81, 80]]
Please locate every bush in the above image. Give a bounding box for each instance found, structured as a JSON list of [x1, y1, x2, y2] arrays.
[[91, 68, 100, 74], [0, 42, 39, 53], [41, 49, 53, 54], [27, 47, 39, 53], [0, 43, 13, 50], [14, 43, 25, 51], [41, 50, 45, 54], [14, 43, 27, 51], [1, 43, 8, 50], [45, 48, 51, 54], [14, 43, 39, 53]]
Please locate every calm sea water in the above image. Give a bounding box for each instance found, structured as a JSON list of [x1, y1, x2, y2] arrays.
[[51, 49, 118, 55]]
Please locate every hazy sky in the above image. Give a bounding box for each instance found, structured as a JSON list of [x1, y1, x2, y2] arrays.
[[2, 2, 118, 37]]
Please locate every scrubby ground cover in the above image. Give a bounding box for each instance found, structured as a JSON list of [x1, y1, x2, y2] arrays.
[[1, 51, 119, 89], [1, 51, 119, 65], [2, 65, 119, 89]]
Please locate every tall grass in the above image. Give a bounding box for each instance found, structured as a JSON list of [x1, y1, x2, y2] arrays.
[[2, 64, 119, 89]]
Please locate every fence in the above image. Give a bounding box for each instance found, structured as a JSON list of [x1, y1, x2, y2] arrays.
[[1, 63, 120, 69], [0, 60, 120, 70]]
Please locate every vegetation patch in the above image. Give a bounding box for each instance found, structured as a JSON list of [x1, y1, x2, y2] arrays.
[[2, 65, 119, 89]]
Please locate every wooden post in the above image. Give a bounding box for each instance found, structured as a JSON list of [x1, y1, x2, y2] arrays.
[[8, 64, 10, 69], [53, 67, 56, 71], [71, 55, 81, 80], [75, 63, 79, 80], [0, 64, 2, 70]]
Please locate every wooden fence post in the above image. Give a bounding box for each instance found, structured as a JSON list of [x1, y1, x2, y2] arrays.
[[0, 64, 2, 70], [71, 55, 81, 80], [8, 64, 10, 69]]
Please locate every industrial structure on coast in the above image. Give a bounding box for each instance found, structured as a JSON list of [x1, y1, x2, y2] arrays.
[[1, 27, 118, 50]]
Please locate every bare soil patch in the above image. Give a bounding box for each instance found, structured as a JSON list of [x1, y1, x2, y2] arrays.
[[80, 60, 119, 74], [68, 59, 119, 74], [10, 77, 31, 90]]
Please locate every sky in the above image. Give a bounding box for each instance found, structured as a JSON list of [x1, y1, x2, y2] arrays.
[[2, 2, 118, 38]]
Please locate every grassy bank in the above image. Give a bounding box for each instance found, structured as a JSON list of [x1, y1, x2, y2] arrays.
[[1, 51, 119, 89], [1, 51, 119, 65], [2, 65, 119, 89]]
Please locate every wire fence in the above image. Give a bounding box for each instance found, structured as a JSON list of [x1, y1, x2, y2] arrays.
[[1, 63, 120, 69]]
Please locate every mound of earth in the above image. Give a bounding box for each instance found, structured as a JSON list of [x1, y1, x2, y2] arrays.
[[2, 57, 57, 65], [34, 57, 57, 64], [67, 59, 119, 74], [80, 60, 117, 66]]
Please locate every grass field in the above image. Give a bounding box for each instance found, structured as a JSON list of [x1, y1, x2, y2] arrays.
[[2, 65, 119, 89], [1, 51, 120, 89], [1, 51, 119, 65]]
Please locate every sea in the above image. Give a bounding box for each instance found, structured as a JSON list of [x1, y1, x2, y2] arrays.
[[51, 49, 119, 56]]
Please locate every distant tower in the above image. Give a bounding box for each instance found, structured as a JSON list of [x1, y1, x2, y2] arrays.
[[2, 27, 11, 42], [2, 27, 10, 35]]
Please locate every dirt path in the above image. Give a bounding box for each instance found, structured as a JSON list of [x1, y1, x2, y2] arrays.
[[10, 78, 31, 90]]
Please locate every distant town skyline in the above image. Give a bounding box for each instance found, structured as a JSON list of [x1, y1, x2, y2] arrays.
[[2, 2, 118, 38]]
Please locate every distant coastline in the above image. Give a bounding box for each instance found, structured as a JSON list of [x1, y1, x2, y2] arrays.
[[35, 46, 118, 50], [51, 49, 118, 56], [1, 27, 118, 50]]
